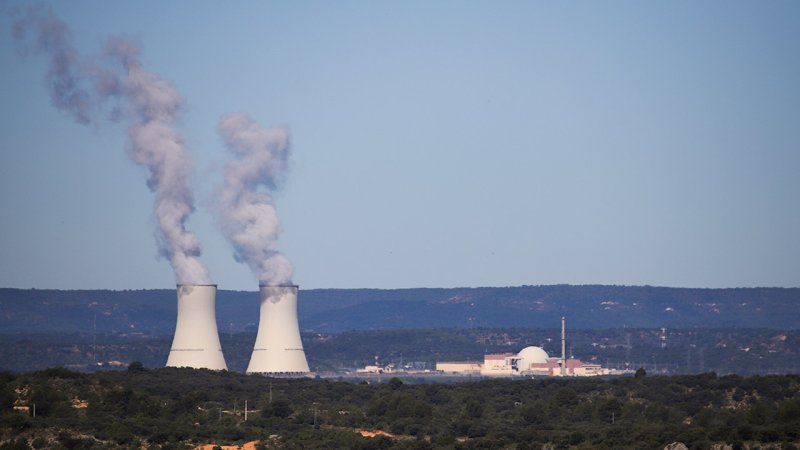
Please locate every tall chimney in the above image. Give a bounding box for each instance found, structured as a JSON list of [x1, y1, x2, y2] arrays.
[[561, 316, 566, 376], [166, 285, 228, 370], [247, 285, 309, 374]]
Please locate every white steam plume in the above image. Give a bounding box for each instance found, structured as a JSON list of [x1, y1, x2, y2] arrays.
[[10, 7, 211, 285], [11, 6, 94, 125], [217, 113, 293, 286]]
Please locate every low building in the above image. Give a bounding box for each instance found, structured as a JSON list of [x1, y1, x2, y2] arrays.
[[356, 365, 382, 374], [436, 361, 482, 374], [481, 353, 516, 376], [528, 358, 611, 376]]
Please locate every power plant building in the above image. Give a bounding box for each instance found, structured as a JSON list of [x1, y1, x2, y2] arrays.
[[481, 353, 516, 376], [515, 346, 551, 371], [246, 285, 310, 374], [528, 358, 608, 377], [166, 284, 228, 370], [437, 348, 611, 377], [436, 361, 482, 374], [164, 284, 310, 375], [435, 318, 615, 377]]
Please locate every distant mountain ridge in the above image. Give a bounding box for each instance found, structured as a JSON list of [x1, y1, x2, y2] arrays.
[[0, 285, 797, 334]]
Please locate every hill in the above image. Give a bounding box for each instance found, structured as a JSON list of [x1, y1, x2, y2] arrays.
[[0, 285, 798, 334]]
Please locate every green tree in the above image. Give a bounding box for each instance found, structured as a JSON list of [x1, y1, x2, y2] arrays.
[[127, 361, 146, 373], [267, 398, 292, 419], [778, 399, 800, 423], [388, 377, 403, 390], [0, 438, 31, 450], [465, 398, 484, 419]]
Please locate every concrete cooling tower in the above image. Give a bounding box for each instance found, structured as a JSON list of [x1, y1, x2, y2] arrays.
[[247, 285, 310, 374], [166, 284, 228, 370]]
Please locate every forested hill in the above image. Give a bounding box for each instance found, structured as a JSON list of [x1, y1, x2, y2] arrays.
[[1, 285, 797, 334]]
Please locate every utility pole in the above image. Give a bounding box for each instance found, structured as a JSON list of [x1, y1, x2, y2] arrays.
[[93, 314, 97, 366], [244, 400, 248, 422], [686, 348, 692, 374], [625, 332, 632, 362], [699, 347, 705, 373]]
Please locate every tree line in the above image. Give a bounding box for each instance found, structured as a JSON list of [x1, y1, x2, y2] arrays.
[[1, 366, 799, 449], [2, 327, 797, 375]]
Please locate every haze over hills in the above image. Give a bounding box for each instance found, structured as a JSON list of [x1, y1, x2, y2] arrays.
[[0, 285, 797, 334]]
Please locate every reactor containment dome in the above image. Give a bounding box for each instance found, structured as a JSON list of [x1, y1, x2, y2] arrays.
[[515, 346, 550, 371]]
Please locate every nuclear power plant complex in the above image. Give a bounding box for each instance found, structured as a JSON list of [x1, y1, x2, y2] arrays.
[[165, 292, 625, 378], [435, 317, 623, 377], [441, 345, 615, 377]]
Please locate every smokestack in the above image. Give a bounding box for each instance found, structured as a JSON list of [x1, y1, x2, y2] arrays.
[[561, 316, 566, 376], [166, 285, 227, 370], [247, 285, 309, 374]]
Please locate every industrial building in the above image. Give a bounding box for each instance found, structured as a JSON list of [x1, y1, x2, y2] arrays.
[[435, 361, 482, 374], [166, 284, 228, 370], [246, 285, 310, 374], [165, 284, 310, 375], [437, 347, 612, 377], [436, 317, 616, 377]]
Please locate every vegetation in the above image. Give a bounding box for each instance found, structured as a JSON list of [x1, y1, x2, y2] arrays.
[[2, 327, 797, 375], [1, 367, 799, 449], [2, 285, 798, 334]]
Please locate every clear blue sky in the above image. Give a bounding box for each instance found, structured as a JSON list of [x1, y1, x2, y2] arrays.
[[1, 1, 798, 290]]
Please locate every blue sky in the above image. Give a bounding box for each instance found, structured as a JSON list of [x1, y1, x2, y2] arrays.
[[1, 1, 798, 290]]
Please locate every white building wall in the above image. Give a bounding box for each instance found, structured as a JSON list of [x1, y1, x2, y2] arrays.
[[481, 354, 515, 376], [436, 362, 482, 374]]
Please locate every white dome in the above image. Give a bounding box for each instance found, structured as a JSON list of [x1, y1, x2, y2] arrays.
[[516, 346, 549, 371]]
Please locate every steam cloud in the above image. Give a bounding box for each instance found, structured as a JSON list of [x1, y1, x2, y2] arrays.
[[11, 6, 94, 125], [11, 7, 211, 284], [217, 113, 293, 286]]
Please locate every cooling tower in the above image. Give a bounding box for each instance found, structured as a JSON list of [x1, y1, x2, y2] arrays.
[[246, 285, 310, 374], [166, 284, 228, 370]]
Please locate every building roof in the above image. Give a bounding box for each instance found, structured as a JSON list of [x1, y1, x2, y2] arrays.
[[484, 353, 515, 360]]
